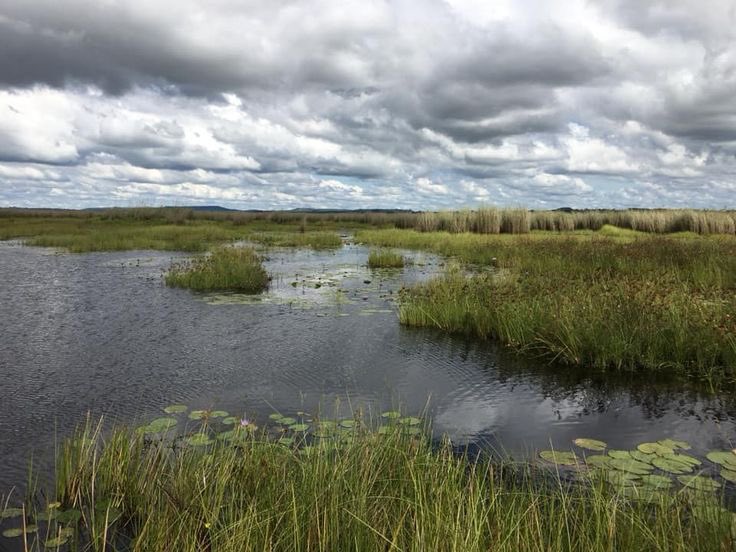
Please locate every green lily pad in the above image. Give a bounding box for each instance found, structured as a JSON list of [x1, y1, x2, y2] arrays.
[[402, 427, 422, 436], [186, 434, 213, 446], [706, 451, 736, 470], [573, 438, 607, 451], [630, 451, 656, 464], [47, 502, 61, 509], [621, 486, 659, 502], [381, 411, 401, 419], [290, 423, 310, 432], [269, 413, 285, 421], [210, 411, 229, 418], [678, 475, 721, 492], [56, 509, 81, 524], [3, 525, 38, 538], [720, 468, 736, 483], [316, 421, 336, 429], [188, 410, 208, 420], [640, 474, 673, 489], [399, 417, 421, 426], [339, 419, 356, 429], [637, 442, 674, 456], [164, 404, 187, 414], [278, 437, 294, 446], [35, 510, 58, 521], [279, 417, 297, 426], [222, 417, 238, 425], [608, 450, 632, 460], [147, 417, 178, 433], [606, 470, 640, 487], [539, 450, 578, 466], [377, 426, 398, 435], [0, 508, 23, 519], [658, 439, 690, 450], [45, 535, 70, 548], [584, 455, 611, 468], [608, 458, 654, 475], [651, 456, 694, 474], [662, 453, 700, 467]]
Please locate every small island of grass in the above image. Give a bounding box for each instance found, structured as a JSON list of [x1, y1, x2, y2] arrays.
[[165, 246, 269, 293]]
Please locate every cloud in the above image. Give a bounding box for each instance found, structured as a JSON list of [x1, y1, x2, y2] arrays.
[[0, 0, 734, 209]]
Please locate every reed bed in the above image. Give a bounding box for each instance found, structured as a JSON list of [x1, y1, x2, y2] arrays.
[[3, 207, 736, 238], [165, 247, 269, 292], [3, 420, 732, 551], [357, 229, 736, 378], [367, 249, 405, 268]]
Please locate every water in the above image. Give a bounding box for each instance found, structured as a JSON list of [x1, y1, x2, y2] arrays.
[[1, 240, 735, 499]]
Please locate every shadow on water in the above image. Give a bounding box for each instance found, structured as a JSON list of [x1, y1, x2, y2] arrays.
[[0, 240, 734, 501]]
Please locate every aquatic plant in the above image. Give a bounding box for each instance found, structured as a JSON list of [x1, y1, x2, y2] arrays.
[[367, 249, 405, 268], [165, 247, 269, 293]]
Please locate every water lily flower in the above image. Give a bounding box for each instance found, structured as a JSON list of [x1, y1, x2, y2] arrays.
[[239, 418, 250, 428]]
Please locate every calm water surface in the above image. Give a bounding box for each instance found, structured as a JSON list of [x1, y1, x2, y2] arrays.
[[1, 240, 735, 498]]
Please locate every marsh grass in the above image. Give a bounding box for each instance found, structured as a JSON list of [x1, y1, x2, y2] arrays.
[[358, 229, 736, 377], [2, 419, 729, 551], [165, 247, 269, 293], [367, 249, 405, 268], [246, 231, 342, 249]]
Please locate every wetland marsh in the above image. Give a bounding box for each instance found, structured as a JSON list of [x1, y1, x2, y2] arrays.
[[1, 209, 736, 550]]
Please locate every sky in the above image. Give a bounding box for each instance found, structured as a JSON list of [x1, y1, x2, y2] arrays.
[[0, 0, 735, 210]]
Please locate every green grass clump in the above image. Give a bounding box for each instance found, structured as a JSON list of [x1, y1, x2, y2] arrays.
[[18, 420, 730, 551], [165, 247, 269, 292], [367, 249, 405, 268], [357, 229, 736, 378], [246, 231, 342, 249]]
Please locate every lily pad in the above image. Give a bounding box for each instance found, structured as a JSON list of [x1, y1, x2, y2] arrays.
[[637, 442, 674, 456], [658, 439, 690, 450], [164, 404, 187, 414], [630, 451, 656, 464], [608, 458, 654, 475], [651, 456, 694, 474], [222, 417, 238, 425], [606, 470, 640, 487], [640, 474, 673, 489], [316, 421, 336, 429], [721, 468, 736, 483], [607, 450, 632, 460], [186, 434, 213, 446], [377, 426, 398, 435], [147, 417, 178, 433], [339, 419, 356, 429], [402, 427, 421, 436], [584, 455, 611, 468], [290, 423, 310, 432], [573, 438, 607, 451], [279, 417, 297, 426], [56, 509, 82, 524], [3, 525, 38, 538], [269, 413, 285, 421], [381, 411, 401, 419], [621, 486, 659, 502], [539, 450, 578, 466], [188, 410, 208, 420], [662, 453, 700, 467], [35, 510, 57, 521], [278, 437, 294, 446], [210, 411, 229, 418], [0, 508, 23, 519], [706, 451, 736, 470], [45, 535, 70, 548], [399, 417, 421, 426], [678, 475, 721, 492]]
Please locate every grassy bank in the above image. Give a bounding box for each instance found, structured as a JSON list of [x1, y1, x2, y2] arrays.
[[3, 418, 734, 551], [165, 247, 269, 292], [367, 249, 405, 268], [357, 229, 736, 378]]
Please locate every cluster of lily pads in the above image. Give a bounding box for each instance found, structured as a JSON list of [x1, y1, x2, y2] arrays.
[[539, 437, 736, 506], [0, 499, 117, 548]]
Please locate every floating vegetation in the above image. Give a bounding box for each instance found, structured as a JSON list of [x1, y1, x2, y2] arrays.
[[721, 469, 736, 483], [607, 458, 653, 475], [678, 476, 721, 492], [539, 450, 578, 466], [138, 417, 178, 434], [222, 416, 238, 425], [637, 442, 674, 455], [3, 525, 37, 538], [188, 410, 208, 420], [706, 451, 736, 470], [573, 438, 607, 451], [186, 434, 213, 447], [0, 508, 23, 519], [650, 456, 695, 474], [381, 411, 401, 419], [398, 416, 421, 426], [290, 423, 310, 432], [640, 474, 673, 489], [163, 404, 187, 414], [607, 450, 632, 460], [658, 439, 691, 450], [279, 417, 297, 426]]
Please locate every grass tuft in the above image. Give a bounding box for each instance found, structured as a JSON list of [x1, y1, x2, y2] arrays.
[[367, 249, 405, 268], [165, 247, 269, 293]]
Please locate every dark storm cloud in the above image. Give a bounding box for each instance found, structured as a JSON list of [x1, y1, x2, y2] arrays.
[[0, 0, 734, 209]]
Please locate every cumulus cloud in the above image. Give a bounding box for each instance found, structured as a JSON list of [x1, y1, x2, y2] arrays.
[[0, 0, 734, 209]]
